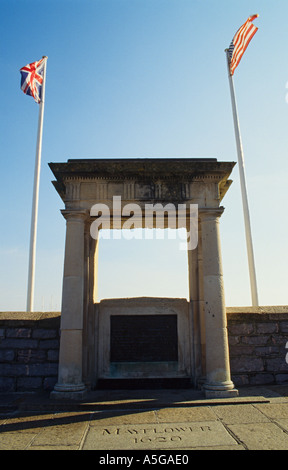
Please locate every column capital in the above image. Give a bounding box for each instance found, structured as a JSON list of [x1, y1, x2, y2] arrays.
[[61, 209, 88, 221], [199, 207, 224, 221]]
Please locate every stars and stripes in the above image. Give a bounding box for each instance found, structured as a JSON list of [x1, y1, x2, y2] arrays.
[[20, 58, 45, 103], [228, 14, 258, 75]]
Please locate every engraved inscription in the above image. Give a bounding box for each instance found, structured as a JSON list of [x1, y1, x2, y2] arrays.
[[83, 421, 237, 449], [102, 425, 212, 435], [101, 424, 213, 445]]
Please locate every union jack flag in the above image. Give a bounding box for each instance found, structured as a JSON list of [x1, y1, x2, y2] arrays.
[[228, 14, 259, 75], [20, 58, 45, 103]]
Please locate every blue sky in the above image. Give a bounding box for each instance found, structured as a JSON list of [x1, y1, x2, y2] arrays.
[[1, 0, 288, 311]]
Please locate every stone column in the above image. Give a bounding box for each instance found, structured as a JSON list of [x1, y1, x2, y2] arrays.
[[51, 210, 87, 400], [200, 209, 238, 398], [83, 227, 99, 389], [187, 220, 205, 386]]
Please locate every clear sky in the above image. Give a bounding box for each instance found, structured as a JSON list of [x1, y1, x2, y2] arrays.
[[1, 0, 288, 311]]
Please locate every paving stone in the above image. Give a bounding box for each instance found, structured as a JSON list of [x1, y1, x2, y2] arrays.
[[254, 403, 288, 419], [30, 422, 88, 448], [0, 412, 57, 432], [27, 445, 79, 450], [0, 431, 38, 450], [274, 419, 288, 432], [82, 420, 238, 450], [156, 407, 217, 423], [212, 404, 269, 424], [2, 387, 288, 450], [227, 422, 288, 450], [183, 445, 245, 450], [90, 410, 157, 426]]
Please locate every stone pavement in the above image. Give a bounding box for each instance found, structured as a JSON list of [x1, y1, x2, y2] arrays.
[[1, 385, 288, 451]]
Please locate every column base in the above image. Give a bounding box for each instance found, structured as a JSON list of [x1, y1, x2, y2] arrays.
[[203, 380, 239, 398], [50, 383, 87, 401], [204, 388, 239, 398]]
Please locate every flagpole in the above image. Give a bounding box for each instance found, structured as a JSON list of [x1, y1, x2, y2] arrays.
[[26, 56, 48, 312], [225, 49, 259, 307]]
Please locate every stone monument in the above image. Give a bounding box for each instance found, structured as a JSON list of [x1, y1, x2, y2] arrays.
[[49, 158, 238, 399]]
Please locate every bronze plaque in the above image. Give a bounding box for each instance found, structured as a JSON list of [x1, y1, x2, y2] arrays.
[[110, 315, 178, 363]]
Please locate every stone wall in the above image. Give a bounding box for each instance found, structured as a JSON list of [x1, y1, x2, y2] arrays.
[[0, 312, 60, 392], [0, 307, 288, 392], [227, 307, 288, 387]]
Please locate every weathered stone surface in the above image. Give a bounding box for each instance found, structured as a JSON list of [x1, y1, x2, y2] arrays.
[[254, 403, 288, 419], [17, 377, 42, 390], [228, 323, 254, 335], [32, 329, 57, 339], [227, 422, 288, 450], [250, 374, 275, 385], [156, 406, 217, 422], [82, 421, 238, 450], [256, 323, 279, 334], [0, 431, 38, 450], [228, 307, 288, 386], [0, 349, 14, 361], [230, 356, 264, 373], [30, 420, 87, 448], [0, 312, 60, 392], [212, 404, 269, 424], [1, 390, 288, 450], [6, 328, 31, 338]]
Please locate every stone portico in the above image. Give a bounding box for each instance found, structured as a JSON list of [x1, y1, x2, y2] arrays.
[[49, 158, 238, 399]]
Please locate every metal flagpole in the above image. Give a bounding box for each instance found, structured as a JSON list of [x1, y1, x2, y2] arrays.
[[225, 49, 258, 307], [26, 56, 48, 312]]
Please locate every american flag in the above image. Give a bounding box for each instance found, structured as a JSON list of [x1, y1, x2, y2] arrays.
[[228, 14, 258, 76], [20, 58, 45, 103]]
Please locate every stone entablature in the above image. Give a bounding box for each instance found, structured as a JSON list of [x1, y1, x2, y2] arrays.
[[49, 158, 235, 211]]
